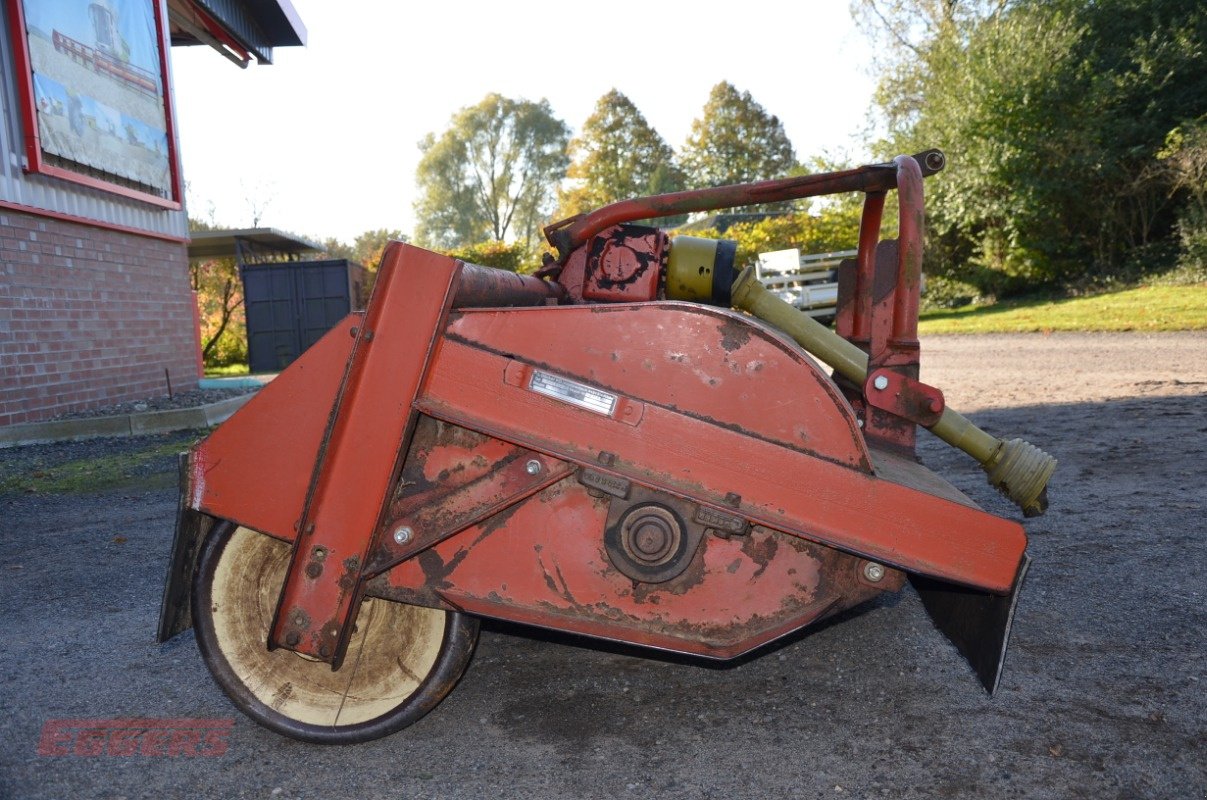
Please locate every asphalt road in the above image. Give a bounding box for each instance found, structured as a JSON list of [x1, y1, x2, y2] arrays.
[[1, 332, 1204, 800]]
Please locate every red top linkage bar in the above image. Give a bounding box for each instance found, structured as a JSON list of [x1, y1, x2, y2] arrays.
[[543, 150, 945, 262]]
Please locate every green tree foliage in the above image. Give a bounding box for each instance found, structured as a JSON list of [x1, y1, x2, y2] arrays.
[[318, 237, 355, 262], [414, 94, 570, 249], [683, 205, 863, 268], [442, 240, 540, 274], [859, 0, 1207, 295], [1159, 118, 1207, 273], [188, 218, 246, 367], [680, 82, 797, 198], [559, 89, 685, 217], [317, 229, 405, 269]]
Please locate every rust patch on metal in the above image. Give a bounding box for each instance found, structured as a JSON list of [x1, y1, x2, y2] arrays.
[[718, 318, 753, 353], [741, 531, 779, 578], [337, 556, 360, 592], [630, 544, 708, 602]]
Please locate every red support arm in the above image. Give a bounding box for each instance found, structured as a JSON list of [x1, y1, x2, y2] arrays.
[[544, 150, 946, 262]]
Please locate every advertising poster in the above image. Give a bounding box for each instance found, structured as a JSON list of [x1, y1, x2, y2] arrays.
[[21, 0, 172, 196]]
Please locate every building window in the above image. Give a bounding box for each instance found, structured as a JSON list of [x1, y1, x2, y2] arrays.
[[7, 0, 182, 208]]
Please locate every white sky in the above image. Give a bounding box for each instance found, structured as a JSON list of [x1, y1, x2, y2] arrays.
[[169, 1, 880, 244]]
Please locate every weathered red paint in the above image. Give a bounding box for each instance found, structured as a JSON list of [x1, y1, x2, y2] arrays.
[[891, 155, 925, 345], [373, 478, 900, 658], [366, 416, 575, 574], [445, 303, 873, 472], [180, 151, 1029, 677], [269, 243, 461, 665], [864, 368, 946, 427], [190, 315, 356, 542], [417, 333, 1026, 593], [582, 225, 666, 303]]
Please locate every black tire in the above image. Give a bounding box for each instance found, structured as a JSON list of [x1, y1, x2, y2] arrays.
[[192, 521, 478, 744]]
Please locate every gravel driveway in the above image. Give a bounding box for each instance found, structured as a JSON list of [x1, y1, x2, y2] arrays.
[[1, 332, 1203, 800]]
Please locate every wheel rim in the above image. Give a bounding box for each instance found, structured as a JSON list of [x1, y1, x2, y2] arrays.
[[205, 526, 448, 728]]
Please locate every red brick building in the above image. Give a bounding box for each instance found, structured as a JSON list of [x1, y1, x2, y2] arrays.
[[0, 0, 304, 427]]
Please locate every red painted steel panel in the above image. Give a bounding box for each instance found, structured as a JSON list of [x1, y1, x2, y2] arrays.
[[417, 336, 1026, 593], [446, 303, 871, 471], [378, 479, 887, 658], [190, 315, 357, 541]]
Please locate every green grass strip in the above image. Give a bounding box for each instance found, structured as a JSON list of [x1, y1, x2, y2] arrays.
[[919, 284, 1207, 334]]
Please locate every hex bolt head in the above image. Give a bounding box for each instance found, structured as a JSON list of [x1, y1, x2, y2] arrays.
[[873, 375, 889, 391], [525, 459, 542, 475], [393, 526, 413, 545], [863, 561, 886, 582]]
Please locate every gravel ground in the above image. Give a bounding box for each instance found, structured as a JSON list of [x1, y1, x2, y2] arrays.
[[48, 389, 256, 422], [0, 332, 1203, 800]]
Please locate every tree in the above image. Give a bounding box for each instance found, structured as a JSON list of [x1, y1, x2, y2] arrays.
[[678, 205, 863, 268], [558, 89, 685, 217], [347, 228, 405, 270], [1159, 118, 1207, 272], [859, 0, 1207, 295], [443, 240, 539, 274], [317, 228, 406, 266], [188, 218, 246, 366], [680, 82, 797, 196], [414, 94, 570, 249]]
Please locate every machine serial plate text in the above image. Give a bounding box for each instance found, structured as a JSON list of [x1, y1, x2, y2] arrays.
[[529, 370, 617, 416]]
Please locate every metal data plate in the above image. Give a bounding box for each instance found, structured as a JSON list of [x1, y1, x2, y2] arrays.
[[529, 370, 617, 416]]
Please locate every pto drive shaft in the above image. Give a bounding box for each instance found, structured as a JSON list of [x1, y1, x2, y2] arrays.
[[731, 267, 1056, 517]]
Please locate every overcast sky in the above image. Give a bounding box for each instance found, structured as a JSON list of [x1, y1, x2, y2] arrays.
[[169, 1, 880, 244]]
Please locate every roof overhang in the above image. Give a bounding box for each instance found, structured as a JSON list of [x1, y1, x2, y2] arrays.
[[188, 228, 321, 262], [168, 0, 306, 67]]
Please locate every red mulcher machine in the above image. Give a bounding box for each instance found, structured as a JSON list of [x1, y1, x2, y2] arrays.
[[158, 150, 1054, 743]]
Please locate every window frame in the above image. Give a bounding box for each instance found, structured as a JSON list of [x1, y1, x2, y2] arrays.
[[5, 0, 183, 210]]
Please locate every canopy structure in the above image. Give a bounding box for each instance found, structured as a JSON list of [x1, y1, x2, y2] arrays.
[[168, 0, 307, 67], [188, 227, 321, 265]]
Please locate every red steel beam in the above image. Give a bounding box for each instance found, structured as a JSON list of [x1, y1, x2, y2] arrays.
[[268, 244, 461, 665]]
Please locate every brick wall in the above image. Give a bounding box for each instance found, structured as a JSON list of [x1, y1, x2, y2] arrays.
[[0, 209, 200, 426]]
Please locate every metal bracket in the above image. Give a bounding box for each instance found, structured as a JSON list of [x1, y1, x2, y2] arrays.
[[863, 368, 946, 427], [367, 447, 573, 574]]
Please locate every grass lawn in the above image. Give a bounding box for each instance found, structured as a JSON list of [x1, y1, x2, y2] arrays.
[[204, 363, 250, 377], [918, 284, 1207, 334]]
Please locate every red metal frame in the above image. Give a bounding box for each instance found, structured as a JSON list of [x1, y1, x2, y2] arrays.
[[544, 150, 945, 261], [266, 245, 462, 665], [5, 0, 184, 210], [186, 241, 1026, 668], [374, 486, 898, 659], [417, 330, 1024, 593], [181, 154, 1032, 674]]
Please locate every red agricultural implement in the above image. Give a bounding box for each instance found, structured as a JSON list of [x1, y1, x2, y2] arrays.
[[158, 151, 1055, 743]]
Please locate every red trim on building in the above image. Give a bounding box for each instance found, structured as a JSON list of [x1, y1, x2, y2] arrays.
[[0, 199, 189, 243], [190, 2, 253, 63], [4, 0, 185, 211]]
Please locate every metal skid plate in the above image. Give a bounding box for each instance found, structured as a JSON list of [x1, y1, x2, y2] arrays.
[[911, 554, 1031, 694]]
